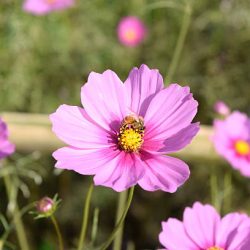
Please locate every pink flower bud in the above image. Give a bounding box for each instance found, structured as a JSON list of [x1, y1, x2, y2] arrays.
[[214, 101, 230, 116], [36, 197, 54, 213]]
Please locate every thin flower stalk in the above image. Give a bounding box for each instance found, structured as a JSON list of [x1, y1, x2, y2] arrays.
[[3, 174, 30, 250], [166, 1, 192, 83], [99, 186, 135, 250], [77, 182, 94, 250], [113, 190, 128, 250], [51, 215, 64, 250]]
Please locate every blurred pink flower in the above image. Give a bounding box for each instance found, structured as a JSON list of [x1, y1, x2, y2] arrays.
[[117, 16, 147, 47], [23, 0, 74, 15], [214, 101, 230, 116], [50, 64, 199, 192], [159, 202, 250, 250], [213, 111, 250, 177], [0, 118, 15, 160]]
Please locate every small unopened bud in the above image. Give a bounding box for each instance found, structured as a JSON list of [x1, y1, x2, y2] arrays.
[[32, 194, 61, 219], [37, 197, 53, 213], [214, 101, 230, 116]]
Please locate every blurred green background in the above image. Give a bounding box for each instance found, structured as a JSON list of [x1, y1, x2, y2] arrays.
[[1, 0, 250, 249], [1, 0, 250, 120]]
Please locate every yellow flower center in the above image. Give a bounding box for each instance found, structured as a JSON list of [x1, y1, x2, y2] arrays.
[[124, 29, 137, 41], [118, 115, 144, 152], [207, 247, 224, 250], [234, 140, 250, 156], [45, 0, 56, 4], [118, 129, 143, 152]]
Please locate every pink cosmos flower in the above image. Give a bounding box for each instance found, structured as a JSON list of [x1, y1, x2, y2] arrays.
[[50, 64, 199, 192], [214, 101, 231, 116], [213, 111, 250, 177], [0, 118, 15, 160], [23, 0, 74, 15], [159, 202, 250, 250], [117, 16, 147, 47]]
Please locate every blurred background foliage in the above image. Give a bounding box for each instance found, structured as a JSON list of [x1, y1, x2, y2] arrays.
[[1, 0, 250, 121], [1, 0, 250, 249]]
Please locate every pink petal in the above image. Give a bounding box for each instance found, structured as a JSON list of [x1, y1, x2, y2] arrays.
[[81, 70, 128, 132], [0, 119, 15, 159], [0, 119, 10, 141], [214, 101, 230, 116], [183, 202, 220, 249], [143, 123, 199, 153], [213, 118, 250, 177], [51, 0, 74, 9], [159, 219, 198, 250], [138, 154, 190, 192], [144, 84, 198, 141], [216, 213, 250, 249], [50, 104, 114, 149], [237, 160, 250, 177], [23, 0, 51, 15], [226, 215, 250, 250], [124, 64, 163, 116], [94, 152, 145, 192], [212, 120, 231, 156], [0, 140, 15, 159], [23, 0, 74, 15], [224, 111, 250, 139], [53, 147, 120, 175]]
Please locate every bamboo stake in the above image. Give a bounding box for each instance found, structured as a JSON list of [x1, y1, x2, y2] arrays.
[[1, 112, 220, 161]]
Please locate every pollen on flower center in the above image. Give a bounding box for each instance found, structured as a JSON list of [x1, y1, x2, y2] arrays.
[[119, 129, 143, 152], [45, 0, 56, 4], [124, 29, 137, 41], [118, 115, 145, 152], [206, 247, 224, 250], [234, 140, 250, 156]]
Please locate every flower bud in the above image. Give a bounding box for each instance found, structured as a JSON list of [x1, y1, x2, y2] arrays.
[[33, 195, 61, 219], [37, 197, 54, 213], [214, 101, 230, 116]]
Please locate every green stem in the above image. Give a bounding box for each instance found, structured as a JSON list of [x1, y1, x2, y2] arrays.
[[113, 190, 129, 250], [165, 1, 192, 83], [90, 208, 99, 246], [3, 175, 30, 250], [1, 202, 36, 248], [51, 215, 64, 250], [144, 1, 184, 12], [210, 166, 217, 206], [77, 182, 94, 250], [99, 186, 135, 250], [210, 165, 222, 213], [223, 171, 232, 214], [127, 241, 135, 250]]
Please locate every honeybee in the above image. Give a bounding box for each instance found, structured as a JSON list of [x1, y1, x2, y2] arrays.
[[121, 114, 145, 131]]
